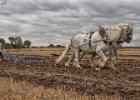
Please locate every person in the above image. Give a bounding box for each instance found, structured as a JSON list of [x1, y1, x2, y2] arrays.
[[0, 43, 4, 61]]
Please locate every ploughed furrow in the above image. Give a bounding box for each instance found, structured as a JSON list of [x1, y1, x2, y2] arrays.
[[0, 58, 139, 100]]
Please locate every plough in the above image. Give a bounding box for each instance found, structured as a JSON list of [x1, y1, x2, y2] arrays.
[[0, 51, 46, 63]]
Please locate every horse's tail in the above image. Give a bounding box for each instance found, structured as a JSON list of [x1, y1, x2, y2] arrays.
[[55, 43, 71, 64]]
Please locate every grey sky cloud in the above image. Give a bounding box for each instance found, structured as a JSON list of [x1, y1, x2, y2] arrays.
[[0, 0, 139, 46]]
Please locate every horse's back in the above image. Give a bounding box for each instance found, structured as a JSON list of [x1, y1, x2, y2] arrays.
[[71, 32, 100, 52], [71, 33, 88, 47]]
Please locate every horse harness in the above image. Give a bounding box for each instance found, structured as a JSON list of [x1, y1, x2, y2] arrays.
[[99, 26, 126, 46], [116, 27, 127, 45], [82, 30, 110, 47], [99, 26, 110, 44], [73, 25, 126, 47], [89, 31, 95, 47]]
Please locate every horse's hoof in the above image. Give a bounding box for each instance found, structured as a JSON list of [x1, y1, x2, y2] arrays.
[[65, 63, 69, 67], [111, 66, 117, 70], [95, 67, 100, 71], [99, 63, 105, 68], [75, 65, 82, 69], [91, 64, 96, 68], [110, 64, 117, 70]]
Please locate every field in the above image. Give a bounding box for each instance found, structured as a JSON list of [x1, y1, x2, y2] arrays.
[[0, 77, 123, 100], [0, 47, 140, 100]]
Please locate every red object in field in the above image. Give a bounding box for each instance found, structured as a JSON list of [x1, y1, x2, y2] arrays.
[[0, 57, 3, 62]]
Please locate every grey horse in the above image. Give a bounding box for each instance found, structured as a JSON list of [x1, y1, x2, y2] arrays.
[[56, 23, 133, 70], [63, 42, 121, 71]]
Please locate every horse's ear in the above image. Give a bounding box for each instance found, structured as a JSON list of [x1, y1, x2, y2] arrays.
[[98, 26, 103, 29], [118, 24, 124, 29]]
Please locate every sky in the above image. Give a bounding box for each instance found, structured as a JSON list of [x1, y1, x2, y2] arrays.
[[0, 0, 140, 46]]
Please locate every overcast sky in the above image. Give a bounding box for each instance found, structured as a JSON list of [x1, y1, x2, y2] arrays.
[[0, 0, 140, 46]]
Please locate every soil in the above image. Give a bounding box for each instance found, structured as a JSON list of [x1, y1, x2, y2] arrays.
[[0, 57, 139, 100]]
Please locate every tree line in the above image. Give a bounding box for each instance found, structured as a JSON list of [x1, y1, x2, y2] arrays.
[[0, 36, 31, 49]]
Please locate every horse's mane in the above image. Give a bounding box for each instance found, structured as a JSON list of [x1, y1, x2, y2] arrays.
[[103, 25, 122, 42]]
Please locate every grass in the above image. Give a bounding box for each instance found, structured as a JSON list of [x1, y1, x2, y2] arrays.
[[8, 48, 140, 63], [8, 48, 64, 56], [8, 48, 140, 57], [0, 77, 123, 100]]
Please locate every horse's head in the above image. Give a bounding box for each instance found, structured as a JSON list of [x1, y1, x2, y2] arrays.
[[119, 23, 133, 43], [99, 26, 105, 33]]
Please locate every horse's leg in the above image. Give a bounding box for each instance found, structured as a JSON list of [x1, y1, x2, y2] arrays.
[[90, 53, 97, 68], [109, 49, 118, 70], [111, 44, 119, 68], [79, 52, 86, 61], [65, 52, 74, 67], [73, 48, 81, 68], [114, 49, 118, 65], [90, 53, 102, 71], [109, 48, 117, 70], [65, 51, 85, 67], [65, 51, 83, 67], [96, 50, 108, 68]]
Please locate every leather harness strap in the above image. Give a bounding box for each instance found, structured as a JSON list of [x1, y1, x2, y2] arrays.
[[89, 32, 94, 47]]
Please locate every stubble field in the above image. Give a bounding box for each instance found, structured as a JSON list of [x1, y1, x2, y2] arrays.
[[0, 47, 139, 100]]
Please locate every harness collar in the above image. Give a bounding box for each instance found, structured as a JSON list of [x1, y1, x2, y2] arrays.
[[89, 32, 94, 47]]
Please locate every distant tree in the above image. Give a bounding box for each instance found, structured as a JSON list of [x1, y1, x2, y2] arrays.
[[0, 38, 5, 46], [56, 45, 61, 47], [31, 46, 38, 48], [8, 36, 14, 42], [4, 43, 12, 49], [23, 40, 31, 48], [8, 36, 15, 48], [39, 46, 46, 48], [8, 36, 22, 48], [48, 44, 55, 48], [14, 36, 22, 48], [56, 45, 65, 48]]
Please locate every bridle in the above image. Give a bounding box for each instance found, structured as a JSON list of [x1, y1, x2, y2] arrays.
[[117, 24, 132, 44]]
